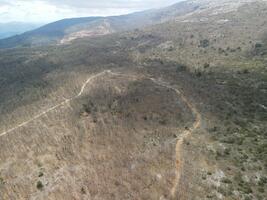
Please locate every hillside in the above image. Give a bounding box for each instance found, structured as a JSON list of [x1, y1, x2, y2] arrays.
[[0, 0, 262, 49], [0, 1, 199, 48], [0, 0, 267, 200]]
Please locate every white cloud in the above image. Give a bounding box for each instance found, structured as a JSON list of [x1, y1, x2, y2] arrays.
[[0, 0, 78, 23], [0, 0, 182, 23]]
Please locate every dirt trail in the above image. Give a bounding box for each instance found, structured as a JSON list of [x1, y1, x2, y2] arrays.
[[0, 70, 109, 137], [108, 73, 202, 198], [148, 77, 201, 198], [0, 70, 201, 199], [170, 93, 201, 198]]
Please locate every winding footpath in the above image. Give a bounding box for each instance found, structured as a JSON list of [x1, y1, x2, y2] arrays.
[[0, 70, 201, 199], [105, 72, 202, 198], [148, 78, 201, 198], [0, 70, 110, 137]]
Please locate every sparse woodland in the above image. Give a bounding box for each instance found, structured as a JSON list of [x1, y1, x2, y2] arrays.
[[0, 1, 266, 200]]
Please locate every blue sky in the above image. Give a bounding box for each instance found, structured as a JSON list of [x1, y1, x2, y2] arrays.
[[0, 0, 182, 23]]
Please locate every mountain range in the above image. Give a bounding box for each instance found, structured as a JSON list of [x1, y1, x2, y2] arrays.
[[0, 0, 263, 49], [0, 0, 215, 48]]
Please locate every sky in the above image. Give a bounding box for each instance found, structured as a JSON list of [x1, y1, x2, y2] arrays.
[[0, 0, 182, 23]]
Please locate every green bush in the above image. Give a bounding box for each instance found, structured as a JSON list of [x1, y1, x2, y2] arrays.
[[38, 172, 44, 177], [222, 177, 232, 184], [204, 63, 210, 69], [258, 187, 264, 193], [0, 177, 4, 185], [37, 181, 44, 190], [255, 43, 263, 48], [199, 39, 210, 48], [176, 64, 187, 72]]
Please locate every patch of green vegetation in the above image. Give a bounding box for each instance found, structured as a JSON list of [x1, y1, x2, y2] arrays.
[[199, 39, 209, 48], [38, 172, 44, 177], [0, 177, 4, 185], [81, 187, 86, 194], [36, 181, 44, 190], [258, 177, 267, 186], [222, 177, 232, 184]]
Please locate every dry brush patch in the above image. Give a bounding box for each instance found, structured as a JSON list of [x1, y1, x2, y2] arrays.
[[0, 71, 194, 200]]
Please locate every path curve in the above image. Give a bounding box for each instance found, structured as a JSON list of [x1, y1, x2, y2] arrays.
[[0, 70, 110, 137], [106, 72, 202, 198], [148, 77, 201, 198], [0, 70, 201, 199]]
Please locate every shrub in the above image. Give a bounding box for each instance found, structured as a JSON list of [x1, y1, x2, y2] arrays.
[[0, 177, 4, 185], [255, 43, 263, 48], [224, 148, 231, 156], [243, 69, 249, 74], [239, 182, 252, 194], [195, 70, 202, 77], [204, 63, 210, 69], [222, 177, 232, 184], [83, 104, 91, 114], [38, 172, 44, 177], [176, 64, 187, 72], [159, 119, 167, 125], [244, 196, 252, 200], [37, 181, 44, 190], [200, 39, 209, 48], [218, 48, 224, 54], [81, 187, 86, 194], [258, 177, 267, 186], [258, 187, 264, 193]]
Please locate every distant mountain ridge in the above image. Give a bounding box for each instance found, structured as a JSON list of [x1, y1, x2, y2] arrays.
[[0, 1, 200, 48], [0, 0, 263, 49], [0, 22, 42, 40]]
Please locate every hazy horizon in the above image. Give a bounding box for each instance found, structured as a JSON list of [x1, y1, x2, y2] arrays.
[[0, 0, 183, 23]]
